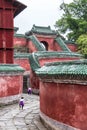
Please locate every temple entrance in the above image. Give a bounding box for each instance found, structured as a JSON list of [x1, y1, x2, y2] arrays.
[[23, 75, 30, 93], [40, 41, 48, 50]]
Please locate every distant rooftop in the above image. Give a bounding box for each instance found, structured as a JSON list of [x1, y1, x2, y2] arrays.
[[14, 27, 26, 38], [25, 24, 58, 36], [29, 51, 83, 71]]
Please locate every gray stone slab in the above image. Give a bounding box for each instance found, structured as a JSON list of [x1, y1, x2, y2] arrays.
[[0, 94, 48, 130]]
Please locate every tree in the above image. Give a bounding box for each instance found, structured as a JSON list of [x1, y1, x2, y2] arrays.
[[55, 0, 87, 41], [76, 34, 87, 57]]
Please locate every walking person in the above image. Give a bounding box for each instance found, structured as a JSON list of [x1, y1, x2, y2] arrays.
[[28, 87, 32, 95], [19, 97, 24, 110]]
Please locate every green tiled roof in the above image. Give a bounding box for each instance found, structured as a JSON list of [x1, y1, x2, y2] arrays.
[[36, 60, 87, 76], [64, 40, 76, 45], [28, 51, 83, 71], [27, 35, 46, 51], [26, 24, 57, 35], [0, 64, 25, 73], [33, 51, 82, 58], [55, 37, 71, 52], [29, 53, 41, 71], [14, 33, 27, 38], [14, 53, 31, 58]]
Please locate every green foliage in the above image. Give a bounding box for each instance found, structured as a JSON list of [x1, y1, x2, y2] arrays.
[[55, 0, 87, 41], [76, 34, 87, 56]]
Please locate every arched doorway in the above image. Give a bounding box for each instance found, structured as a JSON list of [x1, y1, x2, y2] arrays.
[[40, 41, 48, 50], [23, 74, 30, 93]]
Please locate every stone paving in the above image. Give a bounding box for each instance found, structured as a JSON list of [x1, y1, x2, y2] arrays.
[[0, 94, 48, 130]]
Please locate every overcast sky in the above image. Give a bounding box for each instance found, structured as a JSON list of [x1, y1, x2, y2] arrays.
[[14, 0, 73, 34]]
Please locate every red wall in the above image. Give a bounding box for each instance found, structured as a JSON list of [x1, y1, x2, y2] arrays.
[[30, 57, 81, 92], [0, 75, 23, 97], [14, 37, 26, 46], [34, 35, 77, 52], [67, 44, 77, 52], [39, 57, 80, 66], [37, 36, 55, 51], [28, 41, 38, 53], [30, 70, 39, 89], [13, 35, 77, 53], [40, 81, 87, 130], [14, 58, 30, 71], [53, 41, 63, 51], [53, 41, 77, 52]]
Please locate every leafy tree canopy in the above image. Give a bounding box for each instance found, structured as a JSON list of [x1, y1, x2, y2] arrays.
[[55, 0, 87, 41], [76, 34, 87, 57]]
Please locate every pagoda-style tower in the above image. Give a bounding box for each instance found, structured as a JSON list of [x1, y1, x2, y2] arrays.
[[0, 0, 26, 63], [0, 0, 26, 105]]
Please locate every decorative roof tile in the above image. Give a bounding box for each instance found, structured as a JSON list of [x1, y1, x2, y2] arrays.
[[0, 64, 25, 73], [28, 51, 83, 71], [29, 53, 40, 70], [36, 60, 87, 76], [14, 53, 31, 58], [14, 33, 27, 38], [55, 37, 71, 52], [64, 40, 76, 45], [25, 25, 58, 35]]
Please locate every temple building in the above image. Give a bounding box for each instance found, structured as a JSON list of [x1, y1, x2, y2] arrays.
[[13, 25, 77, 53], [0, 1, 87, 130], [25, 24, 77, 52], [13, 29, 82, 93], [29, 51, 83, 94]]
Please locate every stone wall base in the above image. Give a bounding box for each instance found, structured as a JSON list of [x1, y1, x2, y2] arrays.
[[32, 88, 39, 95], [0, 94, 21, 106], [40, 111, 80, 130]]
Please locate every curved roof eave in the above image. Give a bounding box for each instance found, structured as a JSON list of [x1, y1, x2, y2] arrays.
[[13, 0, 27, 17]]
